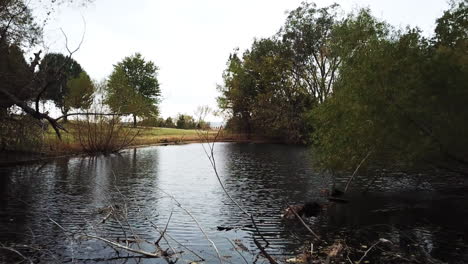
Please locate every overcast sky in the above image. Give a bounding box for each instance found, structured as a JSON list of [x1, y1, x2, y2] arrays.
[[37, 0, 450, 121]]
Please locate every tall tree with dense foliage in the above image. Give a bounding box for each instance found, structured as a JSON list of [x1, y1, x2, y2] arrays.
[[106, 53, 161, 127], [39, 53, 94, 122], [311, 2, 468, 174], [280, 2, 341, 103], [65, 71, 95, 111], [218, 2, 344, 143]]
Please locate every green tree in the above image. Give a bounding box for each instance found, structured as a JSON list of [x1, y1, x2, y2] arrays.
[[164, 117, 175, 128], [311, 4, 468, 174], [218, 3, 346, 143], [281, 2, 341, 103], [39, 53, 85, 122], [0, 0, 42, 47], [176, 114, 196, 129], [106, 53, 161, 127], [0, 0, 95, 140], [65, 71, 95, 111]]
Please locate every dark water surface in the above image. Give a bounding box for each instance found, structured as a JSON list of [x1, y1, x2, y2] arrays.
[[0, 143, 467, 263]]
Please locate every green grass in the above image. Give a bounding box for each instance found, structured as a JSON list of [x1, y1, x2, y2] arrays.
[[43, 123, 223, 154], [137, 127, 202, 136]]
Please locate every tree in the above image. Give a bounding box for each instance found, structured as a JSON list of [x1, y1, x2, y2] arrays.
[[176, 114, 196, 129], [217, 3, 347, 143], [65, 71, 95, 111], [39, 53, 89, 122], [106, 53, 161, 127], [311, 4, 468, 174], [0, 0, 95, 140], [0, 0, 42, 47], [281, 2, 341, 103], [194, 105, 212, 129], [164, 117, 175, 128]]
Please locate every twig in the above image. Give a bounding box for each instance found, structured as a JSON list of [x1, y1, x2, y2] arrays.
[[198, 128, 278, 263], [357, 238, 389, 264], [60, 15, 86, 56], [226, 238, 249, 264], [286, 204, 321, 240], [344, 151, 372, 193], [158, 189, 223, 263], [0, 244, 34, 264], [84, 234, 160, 257], [155, 209, 173, 245], [253, 238, 278, 264]]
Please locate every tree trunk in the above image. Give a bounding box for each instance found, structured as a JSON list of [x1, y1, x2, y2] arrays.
[[133, 114, 137, 128], [62, 108, 68, 123]]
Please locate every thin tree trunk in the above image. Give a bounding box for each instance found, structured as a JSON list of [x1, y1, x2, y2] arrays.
[[133, 114, 137, 128]]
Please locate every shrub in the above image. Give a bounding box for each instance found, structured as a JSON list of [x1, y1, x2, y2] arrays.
[[73, 114, 138, 154]]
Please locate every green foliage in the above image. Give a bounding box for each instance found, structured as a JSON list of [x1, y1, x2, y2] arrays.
[[176, 114, 196, 129], [311, 3, 468, 172], [434, 0, 467, 47], [218, 2, 345, 143], [281, 2, 341, 103], [40, 53, 86, 118], [106, 53, 161, 127], [165, 117, 175, 128], [0, 42, 34, 108], [0, 0, 42, 47], [218, 1, 468, 173], [0, 111, 44, 152], [65, 71, 95, 110]]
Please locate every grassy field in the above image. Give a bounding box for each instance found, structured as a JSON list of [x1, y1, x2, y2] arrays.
[[132, 127, 220, 145], [42, 124, 232, 154]]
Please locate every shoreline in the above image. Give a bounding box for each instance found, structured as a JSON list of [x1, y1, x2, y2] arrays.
[[0, 135, 278, 168]]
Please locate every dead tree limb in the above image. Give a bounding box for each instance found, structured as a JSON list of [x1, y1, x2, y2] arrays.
[[0, 88, 67, 138]]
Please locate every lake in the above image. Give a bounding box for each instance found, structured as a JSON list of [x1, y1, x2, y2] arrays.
[[0, 143, 467, 263]]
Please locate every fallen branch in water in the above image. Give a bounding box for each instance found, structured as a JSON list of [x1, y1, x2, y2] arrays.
[[285, 203, 321, 240], [253, 238, 278, 264], [83, 234, 160, 257]]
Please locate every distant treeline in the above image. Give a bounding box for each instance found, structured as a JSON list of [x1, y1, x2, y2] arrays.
[[218, 1, 468, 172], [139, 114, 210, 130]]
